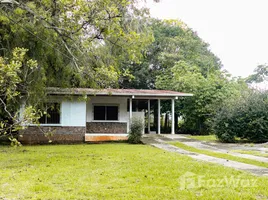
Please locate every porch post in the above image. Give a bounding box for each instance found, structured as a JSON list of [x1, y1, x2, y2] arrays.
[[129, 97, 133, 124], [148, 100, 150, 133], [171, 98, 175, 134], [158, 99, 161, 134]]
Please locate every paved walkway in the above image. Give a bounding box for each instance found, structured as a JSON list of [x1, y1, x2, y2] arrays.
[[141, 134, 268, 177], [163, 134, 268, 163]]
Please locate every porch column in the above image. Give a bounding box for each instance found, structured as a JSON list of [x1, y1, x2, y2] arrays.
[[129, 97, 133, 124], [158, 99, 161, 134], [148, 100, 150, 133], [171, 98, 175, 134]]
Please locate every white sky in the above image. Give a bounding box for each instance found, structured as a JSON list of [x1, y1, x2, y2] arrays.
[[146, 0, 268, 78]]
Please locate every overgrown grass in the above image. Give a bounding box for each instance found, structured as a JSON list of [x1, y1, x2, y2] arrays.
[[170, 142, 268, 168], [188, 135, 218, 142], [232, 150, 268, 158], [0, 144, 268, 199]]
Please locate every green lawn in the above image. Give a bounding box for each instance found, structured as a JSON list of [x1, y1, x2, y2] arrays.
[[232, 150, 268, 158], [170, 142, 268, 168], [1, 144, 268, 199], [187, 135, 218, 142]]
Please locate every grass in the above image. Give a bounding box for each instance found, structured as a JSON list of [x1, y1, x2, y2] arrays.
[[187, 135, 218, 142], [170, 142, 268, 168], [187, 135, 256, 144], [232, 150, 268, 158], [0, 144, 268, 199]]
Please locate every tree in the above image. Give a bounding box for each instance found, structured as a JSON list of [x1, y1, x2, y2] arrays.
[[119, 19, 221, 89], [0, 0, 153, 88], [246, 64, 268, 83], [0, 47, 44, 145], [156, 60, 248, 134]]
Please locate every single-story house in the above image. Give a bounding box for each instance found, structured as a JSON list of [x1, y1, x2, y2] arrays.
[[19, 87, 193, 144]]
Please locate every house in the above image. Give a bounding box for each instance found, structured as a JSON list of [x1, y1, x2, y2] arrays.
[[19, 87, 193, 144]]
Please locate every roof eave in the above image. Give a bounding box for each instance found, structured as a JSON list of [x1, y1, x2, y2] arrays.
[[48, 92, 193, 97]]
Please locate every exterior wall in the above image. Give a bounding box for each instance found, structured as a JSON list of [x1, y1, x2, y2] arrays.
[[20, 97, 87, 144], [19, 126, 86, 144], [86, 96, 130, 133], [20, 95, 146, 143], [61, 101, 86, 127], [86, 122, 127, 133]]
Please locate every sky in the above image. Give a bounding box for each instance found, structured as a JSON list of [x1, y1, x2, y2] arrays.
[[146, 0, 268, 78]]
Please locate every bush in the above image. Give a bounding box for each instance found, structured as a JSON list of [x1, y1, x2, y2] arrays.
[[212, 91, 268, 143], [128, 118, 144, 144]]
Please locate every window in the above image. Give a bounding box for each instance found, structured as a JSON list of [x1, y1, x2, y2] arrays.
[[39, 103, 60, 124], [94, 105, 118, 121]]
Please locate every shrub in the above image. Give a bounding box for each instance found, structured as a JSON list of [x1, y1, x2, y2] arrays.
[[212, 90, 268, 143], [128, 118, 144, 144]]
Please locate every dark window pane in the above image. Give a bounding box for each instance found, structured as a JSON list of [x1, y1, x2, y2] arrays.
[[39, 103, 60, 124], [47, 103, 60, 124], [94, 106, 105, 120], [107, 106, 118, 120], [39, 115, 46, 124]]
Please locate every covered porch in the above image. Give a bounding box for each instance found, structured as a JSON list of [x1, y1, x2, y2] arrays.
[[81, 88, 193, 142]]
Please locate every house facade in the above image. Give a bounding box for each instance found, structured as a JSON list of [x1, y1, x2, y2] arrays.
[[19, 88, 193, 144]]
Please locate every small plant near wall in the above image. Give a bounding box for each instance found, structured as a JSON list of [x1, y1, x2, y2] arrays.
[[128, 118, 144, 144]]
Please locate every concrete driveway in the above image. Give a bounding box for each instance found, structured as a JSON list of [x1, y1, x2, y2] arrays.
[[141, 134, 268, 176]]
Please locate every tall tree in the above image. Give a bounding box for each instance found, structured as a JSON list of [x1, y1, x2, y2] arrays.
[[156, 61, 248, 134], [246, 64, 268, 84], [0, 0, 153, 88], [119, 19, 221, 89]]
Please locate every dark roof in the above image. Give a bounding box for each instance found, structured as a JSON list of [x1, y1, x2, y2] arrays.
[[47, 87, 193, 98]]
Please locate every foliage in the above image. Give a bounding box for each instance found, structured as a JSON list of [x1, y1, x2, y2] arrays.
[[120, 19, 221, 89], [0, 47, 45, 144], [246, 64, 268, 83], [156, 58, 248, 134], [212, 90, 268, 143], [128, 118, 143, 144], [0, 0, 153, 88]]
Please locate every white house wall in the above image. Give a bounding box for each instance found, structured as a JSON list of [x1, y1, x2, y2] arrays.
[[86, 96, 129, 130], [61, 101, 86, 127]]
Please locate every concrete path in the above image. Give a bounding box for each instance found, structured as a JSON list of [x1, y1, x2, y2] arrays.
[[141, 134, 268, 177], [162, 134, 268, 163]]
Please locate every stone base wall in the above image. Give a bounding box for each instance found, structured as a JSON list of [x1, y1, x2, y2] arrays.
[[86, 122, 127, 133], [19, 126, 86, 144]]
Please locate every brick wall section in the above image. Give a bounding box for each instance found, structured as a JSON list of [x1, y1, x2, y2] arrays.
[[86, 122, 127, 133], [19, 126, 86, 144]]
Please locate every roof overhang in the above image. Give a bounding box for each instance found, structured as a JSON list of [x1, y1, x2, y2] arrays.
[[47, 87, 193, 99]]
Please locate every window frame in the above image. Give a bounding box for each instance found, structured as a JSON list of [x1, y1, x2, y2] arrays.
[[93, 104, 119, 121]]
